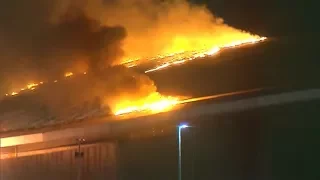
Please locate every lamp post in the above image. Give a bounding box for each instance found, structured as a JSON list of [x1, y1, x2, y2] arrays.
[[178, 123, 189, 180], [76, 138, 85, 180]]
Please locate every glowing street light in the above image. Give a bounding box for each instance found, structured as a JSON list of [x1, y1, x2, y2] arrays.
[[178, 123, 190, 180], [179, 124, 189, 129]]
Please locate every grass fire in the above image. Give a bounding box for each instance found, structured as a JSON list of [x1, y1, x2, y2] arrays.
[[0, 0, 267, 131]]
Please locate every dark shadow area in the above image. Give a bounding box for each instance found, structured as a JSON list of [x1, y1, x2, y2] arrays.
[[193, 0, 320, 37], [148, 38, 320, 97], [118, 100, 320, 180]]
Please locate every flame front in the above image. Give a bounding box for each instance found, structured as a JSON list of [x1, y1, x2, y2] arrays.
[[2, 35, 267, 120], [113, 93, 179, 115], [3, 36, 267, 115], [129, 36, 267, 73], [113, 0, 268, 70]]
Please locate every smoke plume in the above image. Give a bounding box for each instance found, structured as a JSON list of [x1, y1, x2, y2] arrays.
[[0, 0, 259, 93], [0, 0, 261, 124], [0, 0, 126, 93], [36, 66, 157, 115], [0, 65, 158, 130], [84, 0, 259, 61]]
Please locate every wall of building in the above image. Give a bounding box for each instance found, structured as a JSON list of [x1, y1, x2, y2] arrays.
[[0, 142, 117, 180]]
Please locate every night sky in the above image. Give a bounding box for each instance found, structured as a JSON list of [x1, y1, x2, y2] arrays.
[[193, 0, 319, 37]]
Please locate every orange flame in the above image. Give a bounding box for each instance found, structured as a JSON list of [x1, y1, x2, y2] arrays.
[[113, 93, 179, 115], [11, 92, 18, 96], [64, 72, 73, 77], [3, 70, 91, 97], [142, 36, 266, 73], [27, 83, 39, 90], [114, 88, 264, 116]]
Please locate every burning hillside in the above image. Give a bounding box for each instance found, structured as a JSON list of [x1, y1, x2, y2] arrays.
[[0, 0, 267, 130], [142, 36, 266, 73], [86, 0, 266, 64], [0, 66, 181, 131]]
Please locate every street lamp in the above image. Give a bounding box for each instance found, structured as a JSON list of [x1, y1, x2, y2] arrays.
[[76, 138, 85, 180], [178, 123, 189, 180]]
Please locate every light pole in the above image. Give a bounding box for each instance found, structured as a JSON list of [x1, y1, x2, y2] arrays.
[[178, 123, 189, 180], [76, 138, 85, 180]]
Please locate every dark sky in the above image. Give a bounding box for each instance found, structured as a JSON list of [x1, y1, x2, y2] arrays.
[[0, 0, 126, 93], [193, 0, 319, 37]]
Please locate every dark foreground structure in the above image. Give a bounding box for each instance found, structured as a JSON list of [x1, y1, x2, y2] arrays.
[[1, 142, 117, 180], [0, 89, 320, 180]]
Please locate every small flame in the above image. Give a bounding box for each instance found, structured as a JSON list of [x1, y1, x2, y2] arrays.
[[145, 63, 170, 73], [3, 70, 87, 98], [206, 47, 221, 55], [11, 92, 18, 96], [127, 64, 137, 68], [65, 72, 73, 77], [27, 83, 38, 90], [173, 59, 186, 65]]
